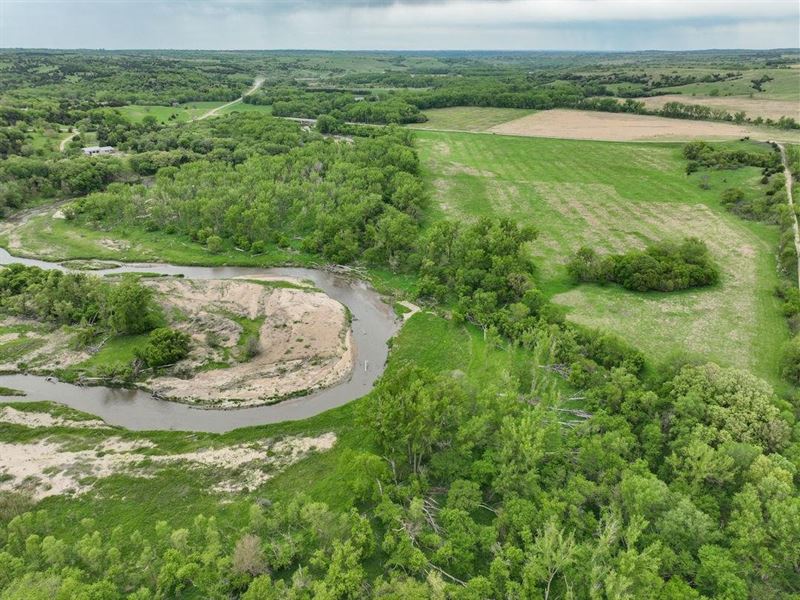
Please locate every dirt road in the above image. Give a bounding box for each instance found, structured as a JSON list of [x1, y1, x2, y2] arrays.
[[777, 142, 800, 288], [194, 77, 265, 121], [59, 129, 78, 152]]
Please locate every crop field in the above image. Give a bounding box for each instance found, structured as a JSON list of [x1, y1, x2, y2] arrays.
[[488, 109, 800, 143], [410, 106, 536, 131], [416, 130, 787, 384]]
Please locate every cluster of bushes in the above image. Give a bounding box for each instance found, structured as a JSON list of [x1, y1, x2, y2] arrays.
[[567, 238, 720, 292], [135, 327, 191, 368], [683, 140, 781, 174], [0, 155, 125, 215], [720, 178, 786, 222], [778, 283, 800, 383], [417, 217, 547, 339]]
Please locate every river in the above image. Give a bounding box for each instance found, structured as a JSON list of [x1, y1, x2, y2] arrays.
[[0, 248, 398, 432]]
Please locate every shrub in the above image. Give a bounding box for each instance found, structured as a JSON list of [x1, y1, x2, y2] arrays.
[[780, 335, 800, 385], [566, 246, 611, 283], [206, 235, 223, 253], [136, 327, 191, 368], [242, 335, 261, 360]]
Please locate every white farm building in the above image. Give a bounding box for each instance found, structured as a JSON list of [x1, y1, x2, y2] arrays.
[[82, 146, 115, 156]]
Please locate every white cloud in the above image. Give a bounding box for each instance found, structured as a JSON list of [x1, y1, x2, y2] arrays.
[[1, 0, 798, 49]]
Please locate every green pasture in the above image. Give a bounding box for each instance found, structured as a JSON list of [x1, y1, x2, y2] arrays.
[[415, 129, 788, 386]]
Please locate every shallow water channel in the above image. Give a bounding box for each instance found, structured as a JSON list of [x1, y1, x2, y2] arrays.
[[0, 248, 399, 432]]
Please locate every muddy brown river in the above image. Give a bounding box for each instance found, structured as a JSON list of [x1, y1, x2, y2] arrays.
[[0, 248, 399, 432]]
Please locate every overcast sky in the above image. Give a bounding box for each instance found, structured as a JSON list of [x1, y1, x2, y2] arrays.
[[2, 0, 799, 51]]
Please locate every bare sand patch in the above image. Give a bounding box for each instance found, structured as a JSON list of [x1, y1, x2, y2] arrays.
[[488, 109, 788, 142], [636, 95, 800, 122], [0, 432, 336, 500], [146, 278, 353, 407], [0, 323, 89, 372], [97, 238, 131, 252], [0, 407, 108, 429]]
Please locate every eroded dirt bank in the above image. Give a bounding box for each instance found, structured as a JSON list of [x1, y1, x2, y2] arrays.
[[147, 277, 353, 407]]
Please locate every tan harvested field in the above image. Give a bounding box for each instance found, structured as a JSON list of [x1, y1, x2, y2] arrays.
[[488, 109, 800, 142], [636, 95, 800, 122]]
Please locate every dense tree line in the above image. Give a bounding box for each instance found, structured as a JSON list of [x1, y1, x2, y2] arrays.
[[567, 238, 721, 292], [0, 155, 126, 215], [0, 265, 161, 337], [0, 343, 795, 597], [683, 141, 782, 174], [0, 113, 313, 214], [0, 50, 253, 105], [245, 88, 425, 124], [67, 116, 426, 265]]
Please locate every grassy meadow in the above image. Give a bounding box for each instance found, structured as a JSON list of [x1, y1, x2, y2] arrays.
[[415, 130, 787, 386], [115, 102, 220, 123], [116, 100, 272, 124], [659, 67, 800, 100]]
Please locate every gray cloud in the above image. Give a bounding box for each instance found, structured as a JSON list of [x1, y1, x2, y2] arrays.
[[1, 0, 798, 50]]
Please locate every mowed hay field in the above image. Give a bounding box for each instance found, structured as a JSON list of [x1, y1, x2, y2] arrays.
[[488, 109, 800, 143], [410, 107, 536, 132], [415, 130, 787, 384]]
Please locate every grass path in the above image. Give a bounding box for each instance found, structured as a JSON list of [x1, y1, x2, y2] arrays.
[[59, 129, 78, 152]]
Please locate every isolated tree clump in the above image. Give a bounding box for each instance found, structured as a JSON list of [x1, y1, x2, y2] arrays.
[[106, 275, 162, 334], [136, 327, 191, 368], [567, 237, 720, 292]]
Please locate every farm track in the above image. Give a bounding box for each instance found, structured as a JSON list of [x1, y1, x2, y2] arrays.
[[194, 76, 265, 121], [777, 142, 800, 288], [59, 130, 78, 152]]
